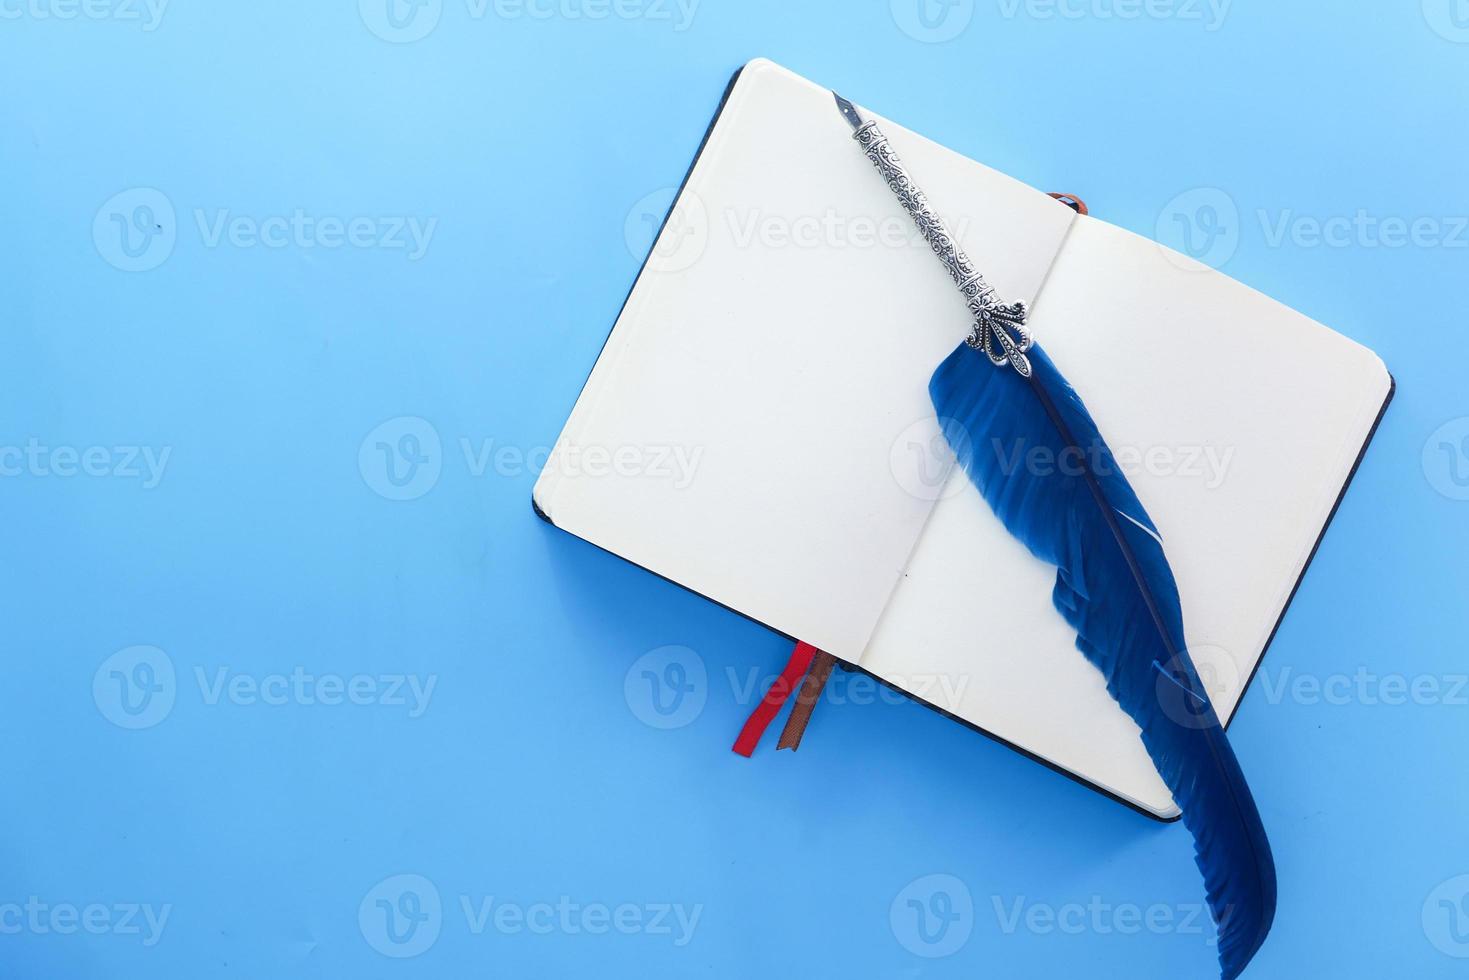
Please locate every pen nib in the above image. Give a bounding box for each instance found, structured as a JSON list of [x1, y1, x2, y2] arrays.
[[833, 93, 864, 132]]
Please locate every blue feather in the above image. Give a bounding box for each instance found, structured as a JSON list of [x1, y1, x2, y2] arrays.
[[931, 340, 1277, 980]]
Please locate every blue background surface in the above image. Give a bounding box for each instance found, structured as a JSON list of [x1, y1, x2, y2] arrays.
[[4, 2, 1468, 977]]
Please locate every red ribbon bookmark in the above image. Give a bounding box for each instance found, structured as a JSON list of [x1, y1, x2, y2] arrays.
[[731, 641, 819, 757]]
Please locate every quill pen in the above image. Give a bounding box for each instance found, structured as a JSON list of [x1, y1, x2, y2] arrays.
[[833, 93, 1277, 979]]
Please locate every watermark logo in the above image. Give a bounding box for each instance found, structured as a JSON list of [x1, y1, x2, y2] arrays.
[[627, 198, 972, 273], [361, 0, 699, 42], [626, 187, 708, 274], [725, 664, 971, 714], [193, 210, 437, 258], [361, 428, 703, 500], [891, 0, 974, 42], [0, 440, 171, 488], [1156, 187, 1240, 270], [624, 645, 707, 730], [995, 0, 1231, 30], [1156, 643, 1240, 729], [1423, 418, 1469, 501], [894, 422, 1236, 502], [1259, 210, 1469, 250], [359, 881, 701, 949], [93, 190, 437, 271], [1424, 0, 1469, 42], [0, 0, 169, 30], [890, 874, 974, 958], [0, 898, 171, 945], [490, 0, 699, 28], [360, 874, 443, 958], [97, 650, 437, 728], [992, 894, 1219, 942], [1256, 666, 1469, 708], [461, 896, 702, 943], [93, 646, 176, 730], [507, 442, 701, 489], [1159, 189, 1469, 267], [94, 188, 176, 273], [359, 0, 443, 41], [195, 667, 436, 716], [724, 208, 973, 253], [1424, 875, 1469, 957], [990, 436, 1235, 489], [889, 417, 971, 502], [360, 417, 443, 501]]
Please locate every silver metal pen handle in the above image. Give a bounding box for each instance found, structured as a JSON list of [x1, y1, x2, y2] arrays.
[[836, 95, 1033, 377]]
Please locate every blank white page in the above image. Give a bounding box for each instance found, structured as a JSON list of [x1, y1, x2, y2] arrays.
[[535, 60, 1075, 659], [862, 216, 1390, 816]]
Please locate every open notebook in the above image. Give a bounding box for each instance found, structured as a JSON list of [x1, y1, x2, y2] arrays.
[[534, 59, 1392, 819]]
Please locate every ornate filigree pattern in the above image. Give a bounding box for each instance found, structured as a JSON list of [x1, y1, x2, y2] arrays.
[[850, 117, 1032, 377]]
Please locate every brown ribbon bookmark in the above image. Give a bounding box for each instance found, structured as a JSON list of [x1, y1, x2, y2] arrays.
[[777, 650, 837, 752], [1047, 192, 1089, 215]]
